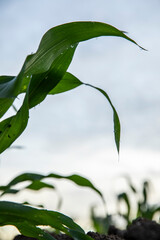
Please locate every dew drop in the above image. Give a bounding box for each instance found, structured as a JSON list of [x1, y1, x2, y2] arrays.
[[38, 234, 43, 237]]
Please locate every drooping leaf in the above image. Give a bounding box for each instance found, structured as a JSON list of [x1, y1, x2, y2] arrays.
[[49, 73, 121, 152], [0, 21, 143, 102], [0, 21, 144, 154], [48, 173, 105, 203], [0, 201, 92, 240], [24, 21, 144, 75], [1, 21, 141, 101], [85, 83, 120, 153], [0, 73, 121, 153], [0, 172, 104, 203]]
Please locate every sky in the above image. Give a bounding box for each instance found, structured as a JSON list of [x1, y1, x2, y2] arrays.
[[0, 0, 160, 237]]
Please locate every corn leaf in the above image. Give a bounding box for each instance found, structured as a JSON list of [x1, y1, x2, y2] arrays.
[[0, 172, 104, 203], [24, 21, 144, 75], [0, 21, 143, 154], [0, 90, 29, 153], [0, 47, 77, 153], [0, 201, 92, 240]]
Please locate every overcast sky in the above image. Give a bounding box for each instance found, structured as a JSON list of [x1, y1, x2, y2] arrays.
[[0, 0, 160, 233]]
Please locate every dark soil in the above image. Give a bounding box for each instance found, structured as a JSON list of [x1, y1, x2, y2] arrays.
[[13, 218, 160, 240]]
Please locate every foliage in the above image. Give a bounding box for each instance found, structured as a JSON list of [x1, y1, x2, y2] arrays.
[[0, 21, 142, 239], [0, 21, 143, 154], [0, 171, 105, 209], [0, 201, 93, 240], [90, 178, 160, 234], [117, 178, 160, 225], [90, 206, 113, 234]]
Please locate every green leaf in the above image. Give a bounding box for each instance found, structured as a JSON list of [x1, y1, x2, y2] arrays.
[[0, 75, 20, 99], [49, 72, 83, 95], [0, 91, 29, 154], [124, 176, 137, 194], [27, 44, 78, 108], [26, 180, 55, 191], [0, 172, 104, 203], [0, 47, 77, 153], [0, 21, 143, 102], [0, 180, 56, 197], [0, 72, 121, 153], [0, 97, 14, 119], [0, 201, 92, 240], [85, 83, 120, 153], [1, 189, 19, 195], [142, 181, 149, 204], [49, 173, 105, 203], [117, 192, 131, 223], [49, 73, 120, 152], [24, 21, 144, 75], [16, 222, 56, 240], [0, 21, 144, 154], [0, 56, 31, 118], [90, 206, 112, 234]]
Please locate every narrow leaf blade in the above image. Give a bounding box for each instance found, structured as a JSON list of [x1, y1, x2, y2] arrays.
[[0, 172, 104, 203], [25, 21, 144, 75], [85, 83, 120, 153]]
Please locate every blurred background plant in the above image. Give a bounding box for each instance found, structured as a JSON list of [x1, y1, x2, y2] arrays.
[[1, 170, 160, 237], [90, 177, 160, 234], [0, 171, 105, 210]]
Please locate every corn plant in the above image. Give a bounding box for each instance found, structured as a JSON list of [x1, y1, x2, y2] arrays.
[[89, 179, 160, 234], [90, 206, 114, 234], [0, 21, 143, 239], [0, 171, 105, 210], [117, 178, 160, 225]]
